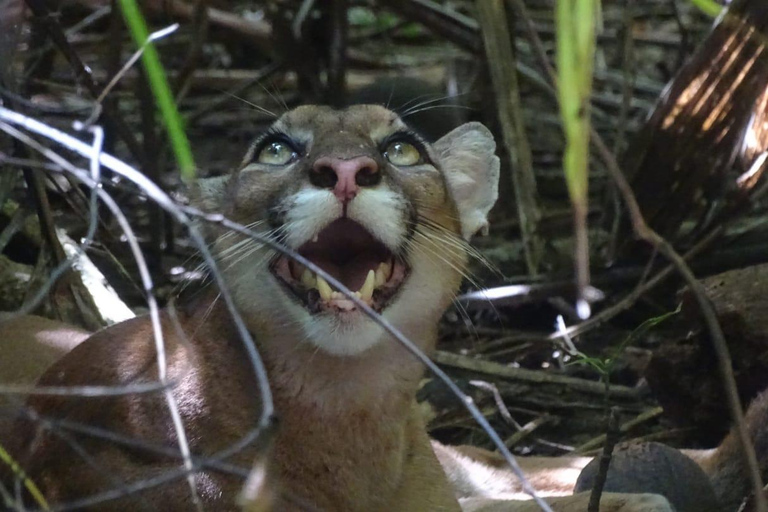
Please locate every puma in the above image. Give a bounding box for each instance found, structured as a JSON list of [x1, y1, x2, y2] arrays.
[[1, 105, 766, 511]]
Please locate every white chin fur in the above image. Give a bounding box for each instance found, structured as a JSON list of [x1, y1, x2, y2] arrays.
[[302, 313, 385, 356]]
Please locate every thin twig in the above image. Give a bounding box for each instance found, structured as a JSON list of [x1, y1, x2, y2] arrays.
[[22, 0, 146, 164], [434, 350, 640, 398], [588, 407, 620, 512]]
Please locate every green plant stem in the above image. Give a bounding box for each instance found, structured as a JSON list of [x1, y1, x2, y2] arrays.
[[118, 0, 196, 181], [690, 0, 723, 18], [0, 441, 50, 510]]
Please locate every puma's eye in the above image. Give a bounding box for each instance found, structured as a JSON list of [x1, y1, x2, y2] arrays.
[[256, 140, 297, 165], [384, 141, 422, 166]]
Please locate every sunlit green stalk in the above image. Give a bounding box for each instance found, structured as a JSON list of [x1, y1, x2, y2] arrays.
[[556, 0, 599, 318], [690, 0, 723, 18], [118, 0, 196, 181]]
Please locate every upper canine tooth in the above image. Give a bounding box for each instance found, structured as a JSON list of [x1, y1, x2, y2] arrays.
[[301, 268, 317, 288], [359, 270, 375, 302], [375, 268, 387, 287], [317, 274, 332, 300], [375, 261, 391, 286]]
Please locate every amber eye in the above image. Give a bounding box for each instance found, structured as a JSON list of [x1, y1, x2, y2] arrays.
[[256, 140, 297, 165], [384, 141, 422, 166]]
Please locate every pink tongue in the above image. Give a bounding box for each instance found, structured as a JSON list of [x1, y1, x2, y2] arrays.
[[310, 254, 378, 290]]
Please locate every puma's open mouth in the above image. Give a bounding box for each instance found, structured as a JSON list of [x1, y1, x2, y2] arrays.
[[271, 218, 409, 313]]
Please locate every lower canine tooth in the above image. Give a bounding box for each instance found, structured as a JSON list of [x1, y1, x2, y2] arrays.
[[317, 275, 332, 300], [359, 270, 375, 302]]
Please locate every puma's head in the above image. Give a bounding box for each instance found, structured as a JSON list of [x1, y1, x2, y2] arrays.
[[195, 105, 498, 356]]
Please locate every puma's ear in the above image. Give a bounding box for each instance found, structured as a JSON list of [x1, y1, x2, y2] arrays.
[[189, 175, 228, 212], [433, 122, 500, 240]]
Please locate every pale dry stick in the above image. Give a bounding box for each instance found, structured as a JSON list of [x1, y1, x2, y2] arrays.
[[469, 380, 523, 430], [0, 106, 553, 511], [0, 121, 202, 511], [506, 3, 768, 508], [503, 415, 552, 449], [63, 5, 112, 38], [433, 350, 639, 399]]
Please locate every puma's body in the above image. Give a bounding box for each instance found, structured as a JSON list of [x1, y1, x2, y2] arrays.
[[5, 298, 457, 511], [1, 105, 766, 511]]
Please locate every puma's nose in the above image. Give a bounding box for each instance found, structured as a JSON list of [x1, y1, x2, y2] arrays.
[[310, 156, 381, 203]]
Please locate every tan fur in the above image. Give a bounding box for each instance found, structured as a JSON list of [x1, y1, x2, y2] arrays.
[[433, 442, 591, 499], [1, 106, 479, 511], [0, 314, 90, 447], [460, 493, 675, 512], [0, 313, 89, 389], [1, 105, 764, 512]]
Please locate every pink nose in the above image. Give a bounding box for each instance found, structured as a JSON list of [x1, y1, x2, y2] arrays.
[[310, 156, 380, 203]]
